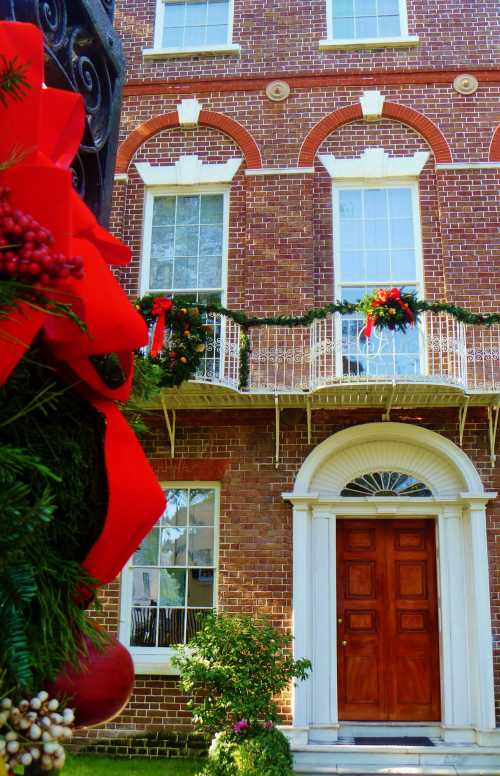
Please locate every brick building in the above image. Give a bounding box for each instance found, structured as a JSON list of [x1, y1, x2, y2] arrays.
[[90, 0, 500, 770]]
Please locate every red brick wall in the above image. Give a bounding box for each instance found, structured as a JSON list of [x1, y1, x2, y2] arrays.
[[99, 0, 500, 740]]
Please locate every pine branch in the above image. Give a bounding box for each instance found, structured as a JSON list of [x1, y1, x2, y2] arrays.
[[0, 55, 30, 108]]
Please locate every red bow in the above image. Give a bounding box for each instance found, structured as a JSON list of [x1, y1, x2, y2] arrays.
[[362, 287, 414, 337], [150, 297, 173, 357]]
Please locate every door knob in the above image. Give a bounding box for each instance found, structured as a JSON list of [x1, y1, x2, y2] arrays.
[[341, 640, 348, 646]]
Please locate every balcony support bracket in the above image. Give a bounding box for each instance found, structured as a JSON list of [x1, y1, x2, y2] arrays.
[[306, 398, 312, 445], [161, 394, 176, 459], [382, 382, 397, 421], [275, 396, 281, 469], [458, 397, 470, 447], [487, 402, 500, 467]]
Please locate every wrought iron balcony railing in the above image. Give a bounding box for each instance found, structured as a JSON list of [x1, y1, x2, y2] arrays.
[[153, 312, 500, 396], [0, 0, 124, 225]]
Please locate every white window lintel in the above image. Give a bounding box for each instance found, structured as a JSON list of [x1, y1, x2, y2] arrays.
[[136, 156, 243, 187], [319, 35, 419, 50], [319, 148, 430, 180]]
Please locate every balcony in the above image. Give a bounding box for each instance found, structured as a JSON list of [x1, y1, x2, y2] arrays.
[[154, 311, 500, 414]]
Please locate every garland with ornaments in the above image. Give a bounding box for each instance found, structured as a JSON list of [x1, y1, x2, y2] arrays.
[[135, 290, 500, 391]]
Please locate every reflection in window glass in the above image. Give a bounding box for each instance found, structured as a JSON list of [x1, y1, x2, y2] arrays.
[[162, 0, 229, 48], [336, 186, 420, 378], [332, 0, 401, 39], [129, 487, 217, 647]]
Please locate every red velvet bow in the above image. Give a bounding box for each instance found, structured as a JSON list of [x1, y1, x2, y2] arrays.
[[362, 287, 414, 338], [0, 22, 165, 587], [150, 297, 173, 357]]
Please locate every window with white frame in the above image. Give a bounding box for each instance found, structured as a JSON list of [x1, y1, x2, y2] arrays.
[[120, 485, 219, 667], [333, 183, 423, 377], [325, 0, 416, 43], [153, 0, 233, 50], [142, 190, 227, 307]]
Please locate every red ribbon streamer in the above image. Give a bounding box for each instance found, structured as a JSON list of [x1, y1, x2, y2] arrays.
[[150, 297, 173, 357], [362, 287, 414, 337]]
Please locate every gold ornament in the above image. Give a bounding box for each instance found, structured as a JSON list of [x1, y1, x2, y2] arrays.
[[388, 307, 396, 315], [180, 356, 188, 364], [183, 329, 190, 336], [195, 344, 206, 353]]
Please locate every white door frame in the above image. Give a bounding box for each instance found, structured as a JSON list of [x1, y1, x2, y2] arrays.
[[283, 423, 498, 747]]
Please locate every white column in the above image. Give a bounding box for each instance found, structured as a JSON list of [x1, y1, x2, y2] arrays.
[[437, 508, 472, 730], [292, 503, 313, 730], [311, 508, 337, 734], [464, 501, 496, 732]]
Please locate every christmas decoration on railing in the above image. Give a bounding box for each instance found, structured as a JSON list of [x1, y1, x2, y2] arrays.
[[135, 291, 500, 391], [0, 692, 74, 773], [0, 22, 165, 766]]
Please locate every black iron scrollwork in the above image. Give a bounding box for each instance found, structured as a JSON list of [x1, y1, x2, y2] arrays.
[[0, 0, 124, 226]]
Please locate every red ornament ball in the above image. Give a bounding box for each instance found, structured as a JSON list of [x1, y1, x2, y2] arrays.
[[46, 630, 134, 728]]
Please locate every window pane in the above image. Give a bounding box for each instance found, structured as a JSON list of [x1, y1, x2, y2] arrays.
[[364, 219, 388, 249], [164, 2, 186, 27], [379, 0, 399, 12], [339, 190, 362, 219], [164, 490, 188, 526], [175, 226, 198, 257], [177, 196, 200, 225], [207, 0, 228, 24], [158, 608, 185, 646], [364, 189, 387, 219], [160, 525, 187, 566], [341, 251, 364, 282], [134, 529, 159, 566], [150, 260, 173, 290], [184, 25, 206, 45], [379, 14, 400, 35], [366, 251, 390, 281], [133, 569, 158, 606], [151, 227, 175, 260], [200, 225, 223, 256], [340, 220, 363, 250], [198, 256, 222, 288], [388, 188, 412, 217], [354, 0, 377, 14], [190, 489, 215, 525], [159, 569, 186, 606], [333, 0, 354, 16], [341, 286, 365, 303], [186, 609, 210, 641], [356, 15, 378, 37], [188, 527, 214, 566], [185, 1, 206, 26], [187, 569, 214, 606], [130, 608, 157, 647], [391, 250, 416, 280], [333, 16, 354, 37], [174, 256, 198, 287], [153, 197, 176, 225], [163, 26, 184, 47], [200, 194, 223, 223], [206, 24, 227, 43], [390, 218, 414, 249]]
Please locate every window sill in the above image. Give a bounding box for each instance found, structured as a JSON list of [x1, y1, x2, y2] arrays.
[[131, 653, 180, 676], [319, 35, 419, 50], [143, 43, 241, 60]]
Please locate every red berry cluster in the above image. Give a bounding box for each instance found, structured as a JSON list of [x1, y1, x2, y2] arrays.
[[0, 187, 84, 286]]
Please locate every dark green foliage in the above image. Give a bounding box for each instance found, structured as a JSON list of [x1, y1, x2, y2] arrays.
[[173, 612, 311, 737], [202, 728, 294, 776], [0, 55, 30, 107]]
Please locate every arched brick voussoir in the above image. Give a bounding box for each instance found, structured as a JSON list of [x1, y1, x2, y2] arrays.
[[382, 102, 453, 163], [298, 104, 363, 167], [116, 110, 262, 174], [489, 125, 500, 161]]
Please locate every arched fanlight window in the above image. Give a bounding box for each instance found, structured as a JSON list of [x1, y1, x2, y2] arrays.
[[341, 471, 432, 497]]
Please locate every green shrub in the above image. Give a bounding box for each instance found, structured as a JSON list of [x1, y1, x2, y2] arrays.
[[202, 728, 294, 776], [172, 612, 311, 736]]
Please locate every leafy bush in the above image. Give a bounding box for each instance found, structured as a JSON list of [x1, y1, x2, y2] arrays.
[[172, 612, 311, 736], [202, 728, 294, 776]]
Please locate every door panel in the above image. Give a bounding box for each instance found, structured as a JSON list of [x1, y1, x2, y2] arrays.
[[337, 519, 441, 721]]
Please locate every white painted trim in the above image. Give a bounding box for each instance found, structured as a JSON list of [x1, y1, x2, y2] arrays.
[[245, 167, 315, 176], [359, 90, 385, 121], [135, 157, 242, 187], [324, 0, 412, 41], [286, 423, 496, 746], [319, 35, 419, 50], [143, 43, 241, 59], [119, 482, 220, 675], [114, 172, 129, 184], [436, 161, 500, 170], [321, 149, 430, 179], [177, 97, 202, 127], [139, 184, 230, 298], [149, 0, 238, 56]]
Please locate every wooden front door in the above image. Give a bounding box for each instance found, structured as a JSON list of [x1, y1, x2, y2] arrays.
[[337, 519, 441, 721]]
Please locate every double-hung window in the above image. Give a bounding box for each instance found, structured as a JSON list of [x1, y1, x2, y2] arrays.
[[145, 0, 240, 57], [321, 0, 418, 48], [120, 484, 219, 674], [333, 183, 423, 378]]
